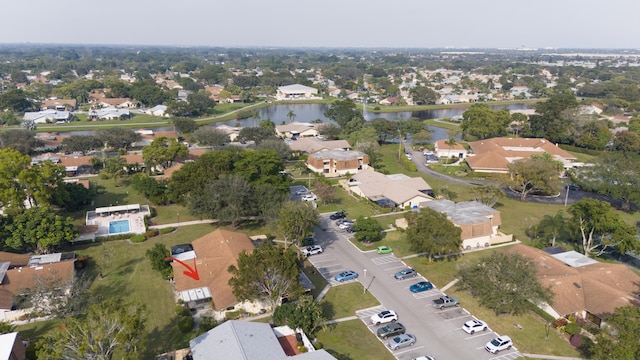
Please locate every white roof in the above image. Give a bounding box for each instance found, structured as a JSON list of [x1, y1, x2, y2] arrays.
[[551, 250, 599, 267], [278, 84, 317, 92], [180, 286, 211, 302], [0, 332, 18, 360], [95, 204, 140, 214]]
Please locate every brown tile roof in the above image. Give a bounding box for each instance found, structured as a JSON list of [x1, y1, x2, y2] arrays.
[[0, 252, 31, 267], [99, 97, 134, 107], [467, 137, 577, 172], [122, 154, 144, 164], [0, 259, 75, 310], [277, 334, 301, 356], [58, 155, 93, 167], [40, 99, 77, 110], [172, 229, 254, 310], [506, 244, 640, 317], [139, 130, 180, 140], [435, 139, 465, 151]]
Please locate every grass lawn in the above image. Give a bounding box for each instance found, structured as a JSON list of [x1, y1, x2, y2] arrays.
[[403, 247, 581, 357], [347, 231, 414, 258], [320, 283, 380, 320], [316, 320, 395, 360], [302, 260, 329, 299], [316, 187, 376, 219], [17, 223, 218, 358]]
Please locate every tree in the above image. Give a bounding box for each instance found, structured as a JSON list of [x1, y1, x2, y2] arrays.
[[352, 216, 383, 243], [0, 129, 42, 154], [94, 243, 115, 279], [273, 295, 326, 336], [0, 89, 33, 111], [404, 208, 462, 262], [324, 99, 364, 135], [313, 181, 336, 205], [130, 80, 168, 106], [0, 321, 15, 334], [21, 119, 37, 131], [61, 135, 104, 155], [588, 306, 640, 360], [286, 110, 296, 121], [574, 152, 640, 210], [505, 153, 563, 201], [228, 242, 303, 310], [567, 198, 639, 257], [457, 252, 553, 315], [411, 129, 432, 145], [146, 243, 172, 279], [172, 117, 198, 134], [460, 104, 510, 140], [469, 185, 504, 207], [59, 182, 94, 211], [19, 272, 90, 319], [0, 148, 32, 213], [131, 173, 169, 205], [276, 201, 319, 248], [189, 174, 254, 228], [19, 160, 69, 208], [186, 90, 215, 115], [527, 211, 570, 248], [191, 127, 230, 148], [142, 137, 188, 171], [237, 126, 276, 144], [410, 86, 438, 105], [98, 128, 141, 150], [5, 206, 78, 254], [103, 156, 127, 185], [318, 123, 341, 140], [256, 138, 291, 159], [36, 300, 147, 360], [611, 130, 640, 153]]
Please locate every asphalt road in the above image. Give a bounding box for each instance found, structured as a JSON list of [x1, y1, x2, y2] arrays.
[[307, 214, 522, 360]]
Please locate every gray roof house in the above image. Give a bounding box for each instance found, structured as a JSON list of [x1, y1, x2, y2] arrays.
[[344, 168, 433, 209], [190, 320, 336, 360], [23, 110, 72, 124]]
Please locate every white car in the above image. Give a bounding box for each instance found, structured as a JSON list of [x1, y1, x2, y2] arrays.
[[485, 335, 513, 354], [370, 310, 398, 325], [412, 357, 435, 360], [301, 194, 317, 201], [338, 221, 353, 229], [405, 153, 412, 160], [462, 319, 488, 334], [302, 245, 323, 256]]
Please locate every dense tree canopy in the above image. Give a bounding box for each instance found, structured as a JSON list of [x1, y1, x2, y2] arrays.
[[228, 242, 303, 310], [405, 208, 461, 261], [461, 104, 510, 140], [191, 127, 230, 148], [505, 153, 563, 201], [352, 216, 384, 243], [4, 206, 78, 253], [588, 306, 640, 360], [0, 129, 42, 154], [457, 251, 553, 315], [275, 201, 319, 247], [324, 99, 364, 134], [97, 128, 140, 150], [142, 136, 188, 170], [61, 135, 103, 155]]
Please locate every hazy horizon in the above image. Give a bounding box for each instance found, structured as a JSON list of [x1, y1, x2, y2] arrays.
[[2, 0, 639, 49]]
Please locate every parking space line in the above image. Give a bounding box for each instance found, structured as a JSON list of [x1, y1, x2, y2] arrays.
[[391, 345, 424, 356], [383, 265, 406, 271], [443, 314, 472, 322], [464, 331, 494, 340]]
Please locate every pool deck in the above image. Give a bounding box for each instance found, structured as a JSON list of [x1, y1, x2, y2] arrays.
[[85, 205, 150, 236]]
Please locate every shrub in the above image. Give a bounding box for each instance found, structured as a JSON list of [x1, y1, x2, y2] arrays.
[[130, 234, 146, 243], [553, 318, 568, 329], [178, 315, 194, 333], [175, 305, 186, 315], [570, 334, 592, 349], [199, 316, 217, 333], [143, 229, 159, 239], [565, 322, 581, 335], [159, 227, 175, 235], [399, 155, 417, 172]]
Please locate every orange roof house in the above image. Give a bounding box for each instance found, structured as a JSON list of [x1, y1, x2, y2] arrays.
[[466, 137, 577, 173], [434, 139, 467, 159], [172, 229, 254, 310]]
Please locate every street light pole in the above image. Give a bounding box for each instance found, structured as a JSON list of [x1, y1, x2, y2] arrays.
[[363, 269, 367, 294]]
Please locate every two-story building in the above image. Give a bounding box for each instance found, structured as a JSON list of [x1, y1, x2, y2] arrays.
[[306, 149, 369, 177]]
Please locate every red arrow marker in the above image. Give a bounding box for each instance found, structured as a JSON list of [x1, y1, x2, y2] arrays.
[[167, 257, 200, 281]]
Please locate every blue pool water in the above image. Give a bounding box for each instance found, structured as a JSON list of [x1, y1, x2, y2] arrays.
[[109, 219, 130, 234]]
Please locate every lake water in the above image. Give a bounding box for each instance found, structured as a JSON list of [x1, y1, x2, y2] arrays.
[[57, 103, 531, 142]]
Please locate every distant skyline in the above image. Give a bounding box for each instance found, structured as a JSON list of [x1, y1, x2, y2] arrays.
[[2, 0, 640, 49]]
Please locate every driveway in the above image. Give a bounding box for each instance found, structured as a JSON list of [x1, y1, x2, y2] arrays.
[[307, 214, 522, 360]]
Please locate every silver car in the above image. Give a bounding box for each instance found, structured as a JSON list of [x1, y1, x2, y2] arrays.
[[388, 334, 416, 350]]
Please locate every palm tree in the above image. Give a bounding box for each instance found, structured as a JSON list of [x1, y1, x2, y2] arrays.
[[286, 110, 296, 122]]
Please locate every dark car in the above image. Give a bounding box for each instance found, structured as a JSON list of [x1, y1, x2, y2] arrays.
[[409, 281, 434, 293], [377, 322, 406, 339], [330, 211, 347, 220], [568, 184, 581, 191]]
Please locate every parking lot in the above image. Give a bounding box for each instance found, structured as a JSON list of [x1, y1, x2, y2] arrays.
[[305, 213, 522, 359]]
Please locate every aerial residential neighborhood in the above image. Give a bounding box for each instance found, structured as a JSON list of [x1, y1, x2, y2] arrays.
[[0, 6, 640, 358]]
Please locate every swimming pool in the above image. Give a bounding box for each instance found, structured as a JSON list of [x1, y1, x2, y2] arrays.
[[109, 219, 131, 234]]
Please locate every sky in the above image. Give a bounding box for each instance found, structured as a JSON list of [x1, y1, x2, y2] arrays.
[[2, 0, 640, 49]]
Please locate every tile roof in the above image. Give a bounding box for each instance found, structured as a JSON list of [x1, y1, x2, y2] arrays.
[[350, 169, 432, 205], [467, 137, 577, 172], [172, 229, 255, 310], [287, 138, 351, 153], [435, 139, 465, 151], [507, 244, 640, 317]]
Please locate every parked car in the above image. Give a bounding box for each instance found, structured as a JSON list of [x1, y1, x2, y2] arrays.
[[432, 295, 460, 309], [568, 184, 581, 191], [330, 211, 347, 220], [423, 150, 434, 156], [409, 281, 434, 293], [295, 188, 309, 195], [302, 245, 323, 256], [388, 334, 416, 350], [300, 237, 315, 247], [376, 322, 406, 339], [462, 319, 488, 334], [413, 357, 435, 360], [301, 193, 317, 201], [335, 218, 351, 225], [376, 246, 393, 254], [485, 335, 513, 354], [334, 270, 358, 282], [394, 268, 417, 280], [338, 221, 354, 229], [370, 310, 398, 325], [405, 153, 412, 160]]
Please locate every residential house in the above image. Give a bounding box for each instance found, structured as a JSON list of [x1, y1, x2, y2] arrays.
[[88, 108, 130, 120], [507, 244, 640, 326], [379, 97, 399, 105], [275, 122, 318, 139], [510, 86, 532, 99], [171, 229, 258, 314], [40, 99, 77, 111], [419, 199, 512, 250], [306, 149, 369, 177], [344, 168, 432, 209], [0, 252, 76, 315], [215, 125, 241, 141], [0, 332, 27, 360], [98, 97, 137, 108], [23, 110, 72, 124], [276, 84, 319, 100], [189, 320, 336, 360], [287, 137, 351, 154], [145, 105, 168, 117], [466, 137, 577, 173], [434, 139, 467, 160]]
